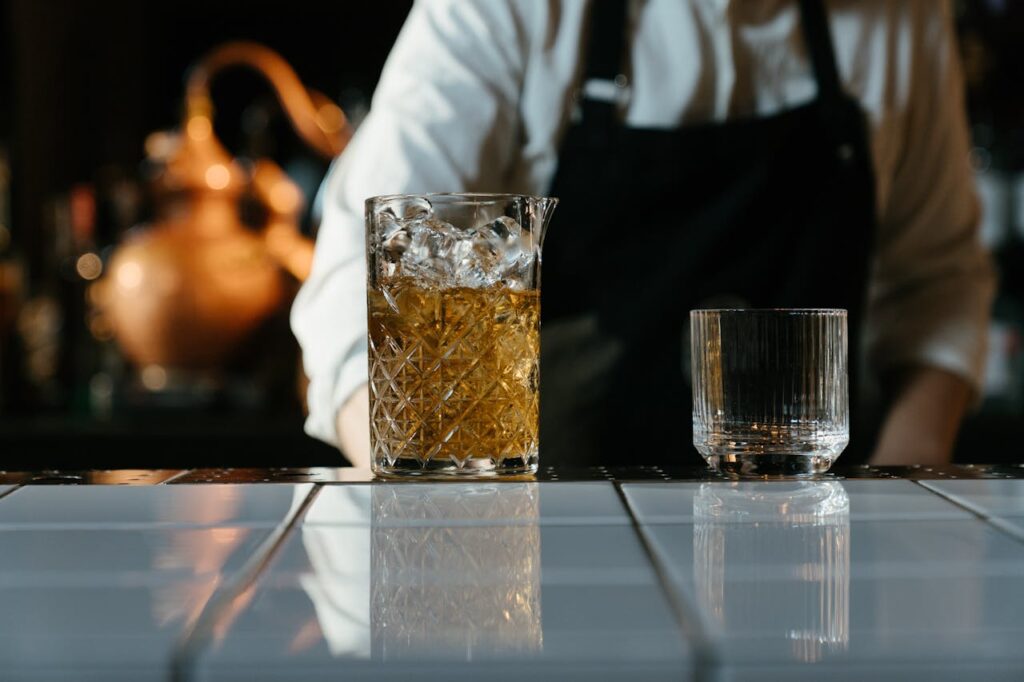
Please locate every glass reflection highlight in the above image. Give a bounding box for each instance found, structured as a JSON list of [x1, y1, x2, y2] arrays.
[[371, 483, 542, 659], [150, 487, 246, 633], [694, 482, 850, 662], [301, 483, 542, 661]]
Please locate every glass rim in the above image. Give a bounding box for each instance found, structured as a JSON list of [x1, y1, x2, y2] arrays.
[[690, 308, 847, 316], [366, 192, 556, 206]]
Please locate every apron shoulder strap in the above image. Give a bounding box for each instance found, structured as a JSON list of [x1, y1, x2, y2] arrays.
[[584, 0, 628, 83], [796, 0, 844, 105], [577, 0, 629, 128]]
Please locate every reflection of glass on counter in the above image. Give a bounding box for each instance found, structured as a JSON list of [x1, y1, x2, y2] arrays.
[[298, 486, 373, 658], [694, 482, 850, 662], [371, 483, 542, 659], [299, 484, 542, 662]]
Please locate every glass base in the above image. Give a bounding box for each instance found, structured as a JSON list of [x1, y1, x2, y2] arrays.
[[373, 454, 538, 479], [703, 453, 836, 478]]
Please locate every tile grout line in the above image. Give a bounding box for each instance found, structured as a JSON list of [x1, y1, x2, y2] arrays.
[[169, 483, 323, 682], [913, 480, 991, 518], [611, 481, 721, 682], [985, 516, 1024, 545], [913, 480, 1024, 547]]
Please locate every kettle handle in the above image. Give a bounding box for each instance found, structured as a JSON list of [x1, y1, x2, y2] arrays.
[[185, 41, 351, 160]]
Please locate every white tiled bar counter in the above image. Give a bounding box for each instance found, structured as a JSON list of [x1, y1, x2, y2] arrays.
[[0, 466, 1022, 680]]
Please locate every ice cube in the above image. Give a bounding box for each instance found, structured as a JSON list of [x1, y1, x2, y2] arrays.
[[379, 209, 536, 289], [480, 216, 522, 252], [397, 197, 432, 221], [375, 202, 411, 265], [407, 219, 456, 260], [397, 217, 465, 286], [381, 226, 410, 263], [481, 217, 535, 287]]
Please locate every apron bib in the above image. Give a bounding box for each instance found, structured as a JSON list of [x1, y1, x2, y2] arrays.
[[541, 0, 877, 467]]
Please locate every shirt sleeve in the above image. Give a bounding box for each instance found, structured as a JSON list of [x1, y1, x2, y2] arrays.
[[864, 0, 995, 395], [291, 0, 528, 446]]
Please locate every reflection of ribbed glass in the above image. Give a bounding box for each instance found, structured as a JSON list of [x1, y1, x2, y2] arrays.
[[370, 484, 542, 659], [694, 482, 850, 662], [691, 309, 848, 476]]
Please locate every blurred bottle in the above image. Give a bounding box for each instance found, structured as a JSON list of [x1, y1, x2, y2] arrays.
[[0, 146, 28, 412], [12, 171, 141, 415], [18, 184, 97, 410], [84, 168, 144, 419]]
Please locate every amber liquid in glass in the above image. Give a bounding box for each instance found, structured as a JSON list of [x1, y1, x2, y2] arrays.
[[368, 279, 540, 474]]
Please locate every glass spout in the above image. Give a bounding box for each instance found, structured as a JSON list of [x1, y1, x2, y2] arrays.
[[525, 195, 558, 253]]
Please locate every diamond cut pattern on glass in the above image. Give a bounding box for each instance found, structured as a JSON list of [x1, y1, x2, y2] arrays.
[[368, 282, 539, 469]]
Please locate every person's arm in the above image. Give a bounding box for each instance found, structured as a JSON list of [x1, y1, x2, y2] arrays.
[[864, 1, 995, 466], [869, 367, 971, 465], [336, 385, 371, 468], [291, 0, 530, 460]]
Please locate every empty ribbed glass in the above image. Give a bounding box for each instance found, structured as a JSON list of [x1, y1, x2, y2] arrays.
[[690, 309, 848, 477]]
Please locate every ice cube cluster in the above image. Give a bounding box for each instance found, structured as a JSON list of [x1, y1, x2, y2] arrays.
[[376, 202, 535, 289]]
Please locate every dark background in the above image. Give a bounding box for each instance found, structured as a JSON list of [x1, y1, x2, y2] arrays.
[[4, 0, 412, 277], [0, 0, 413, 466], [0, 0, 1022, 468]]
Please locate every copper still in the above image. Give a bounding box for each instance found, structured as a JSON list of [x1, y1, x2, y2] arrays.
[[93, 42, 349, 369]]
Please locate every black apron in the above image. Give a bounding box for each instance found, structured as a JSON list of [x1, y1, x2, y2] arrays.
[[540, 0, 877, 467]]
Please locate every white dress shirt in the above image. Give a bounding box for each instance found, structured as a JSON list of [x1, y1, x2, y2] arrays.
[[292, 0, 994, 447]]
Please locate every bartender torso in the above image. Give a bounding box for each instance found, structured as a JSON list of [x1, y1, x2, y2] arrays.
[[293, 0, 993, 468]]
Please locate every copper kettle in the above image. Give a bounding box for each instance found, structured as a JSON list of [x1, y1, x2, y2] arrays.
[[94, 42, 349, 369]]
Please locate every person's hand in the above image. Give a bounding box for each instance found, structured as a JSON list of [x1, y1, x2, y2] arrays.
[[868, 367, 971, 466], [336, 384, 372, 468]]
